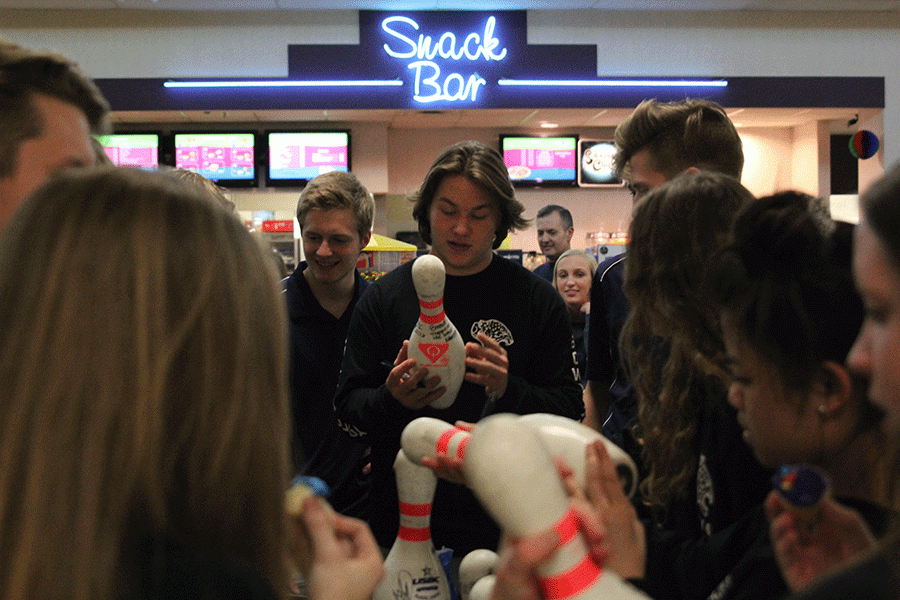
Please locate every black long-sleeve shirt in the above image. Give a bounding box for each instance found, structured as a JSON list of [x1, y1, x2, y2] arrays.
[[334, 254, 583, 554]]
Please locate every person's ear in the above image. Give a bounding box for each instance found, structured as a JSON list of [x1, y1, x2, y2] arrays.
[[360, 230, 372, 248], [812, 361, 853, 417]]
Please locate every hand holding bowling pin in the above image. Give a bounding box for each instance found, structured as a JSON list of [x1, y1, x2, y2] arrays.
[[400, 416, 471, 484], [465, 331, 509, 401], [464, 414, 650, 600], [385, 340, 447, 410], [577, 439, 646, 579], [405, 255, 466, 409]]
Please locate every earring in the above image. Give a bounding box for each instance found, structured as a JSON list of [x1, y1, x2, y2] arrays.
[[818, 405, 828, 414]]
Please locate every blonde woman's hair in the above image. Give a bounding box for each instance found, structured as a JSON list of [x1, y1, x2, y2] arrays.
[[0, 166, 290, 600], [620, 171, 754, 517], [553, 248, 598, 288]]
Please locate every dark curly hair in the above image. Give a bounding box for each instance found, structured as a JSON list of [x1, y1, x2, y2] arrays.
[[410, 140, 529, 250], [620, 171, 754, 514]]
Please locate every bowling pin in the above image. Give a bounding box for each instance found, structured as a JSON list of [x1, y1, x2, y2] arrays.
[[518, 413, 638, 499], [373, 450, 453, 600], [464, 414, 650, 600], [469, 574, 496, 600], [401, 416, 471, 466], [409, 254, 465, 409], [400, 415, 636, 499], [459, 549, 498, 600]]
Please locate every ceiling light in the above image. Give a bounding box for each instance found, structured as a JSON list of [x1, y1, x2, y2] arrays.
[[164, 80, 403, 88], [497, 79, 728, 88]]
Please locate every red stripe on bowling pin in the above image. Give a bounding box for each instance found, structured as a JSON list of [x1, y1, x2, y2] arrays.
[[537, 510, 602, 600], [419, 298, 446, 325], [435, 427, 471, 460], [398, 501, 433, 542], [398, 525, 432, 542], [400, 501, 432, 517], [420, 298, 443, 310], [421, 310, 446, 325]]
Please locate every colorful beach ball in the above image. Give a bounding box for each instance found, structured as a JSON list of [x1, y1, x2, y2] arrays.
[[849, 130, 880, 160]]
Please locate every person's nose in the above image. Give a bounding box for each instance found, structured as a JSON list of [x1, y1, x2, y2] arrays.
[[316, 240, 333, 256], [452, 217, 471, 236], [727, 382, 744, 411], [846, 325, 872, 377]]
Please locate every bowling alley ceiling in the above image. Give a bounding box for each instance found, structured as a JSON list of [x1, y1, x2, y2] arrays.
[[2, 1, 900, 11]]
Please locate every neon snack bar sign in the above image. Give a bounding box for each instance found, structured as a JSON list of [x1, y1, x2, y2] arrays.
[[153, 11, 747, 112], [380, 15, 507, 103]]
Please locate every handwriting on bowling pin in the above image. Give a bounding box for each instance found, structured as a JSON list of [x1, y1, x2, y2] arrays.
[[409, 255, 465, 409], [373, 450, 453, 600]]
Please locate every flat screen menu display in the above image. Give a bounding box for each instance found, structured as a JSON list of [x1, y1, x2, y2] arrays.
[[97, 133, 160, 170], [266, 131, 350, 187], [174, 132, 256, 187], [500, 135, 578, 187]]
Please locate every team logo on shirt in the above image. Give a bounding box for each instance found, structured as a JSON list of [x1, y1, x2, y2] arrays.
[[471, 320, 514, 346], [696, 453, 714, 535]]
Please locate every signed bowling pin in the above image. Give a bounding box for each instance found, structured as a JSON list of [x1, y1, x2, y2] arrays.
[[409, 254, 465, 409], [464, 414, 650, 600], [373, 450, 453, 600], [519, 413, 638, 499], [459, 549, 498, 600]]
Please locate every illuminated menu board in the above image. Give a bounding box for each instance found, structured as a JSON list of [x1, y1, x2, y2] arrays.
[[174, 132, 256, 184], [267, 131, 350, 185], [500, 135, 578, 186], [97, 134, 160, 170]]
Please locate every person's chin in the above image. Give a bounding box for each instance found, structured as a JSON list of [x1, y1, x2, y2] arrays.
[[310, 263, 342, 283]]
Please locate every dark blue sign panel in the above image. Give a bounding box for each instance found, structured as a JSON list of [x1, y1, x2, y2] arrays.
[[94, 10, 884, 112]]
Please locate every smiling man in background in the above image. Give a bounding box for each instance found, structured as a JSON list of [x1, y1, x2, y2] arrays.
[[533, 204, 574, 281], [284, 170, 375, 520]]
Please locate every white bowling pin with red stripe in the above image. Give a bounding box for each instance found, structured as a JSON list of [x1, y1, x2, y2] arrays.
[[401, 416, 471, 466], [400, 415, 637, 500], [373, 450, 453, 600], [464, 414, 650, 600], [409, 254, 465, 409], [518, 413, 638, 499]]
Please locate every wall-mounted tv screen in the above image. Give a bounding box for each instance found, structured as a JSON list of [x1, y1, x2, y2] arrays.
[[578, 139, 624, 187], [499, 134, 578, 187], [96, 133, 160, 170], [173, 132, 256, 188], [265, 130, 350, 188]]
